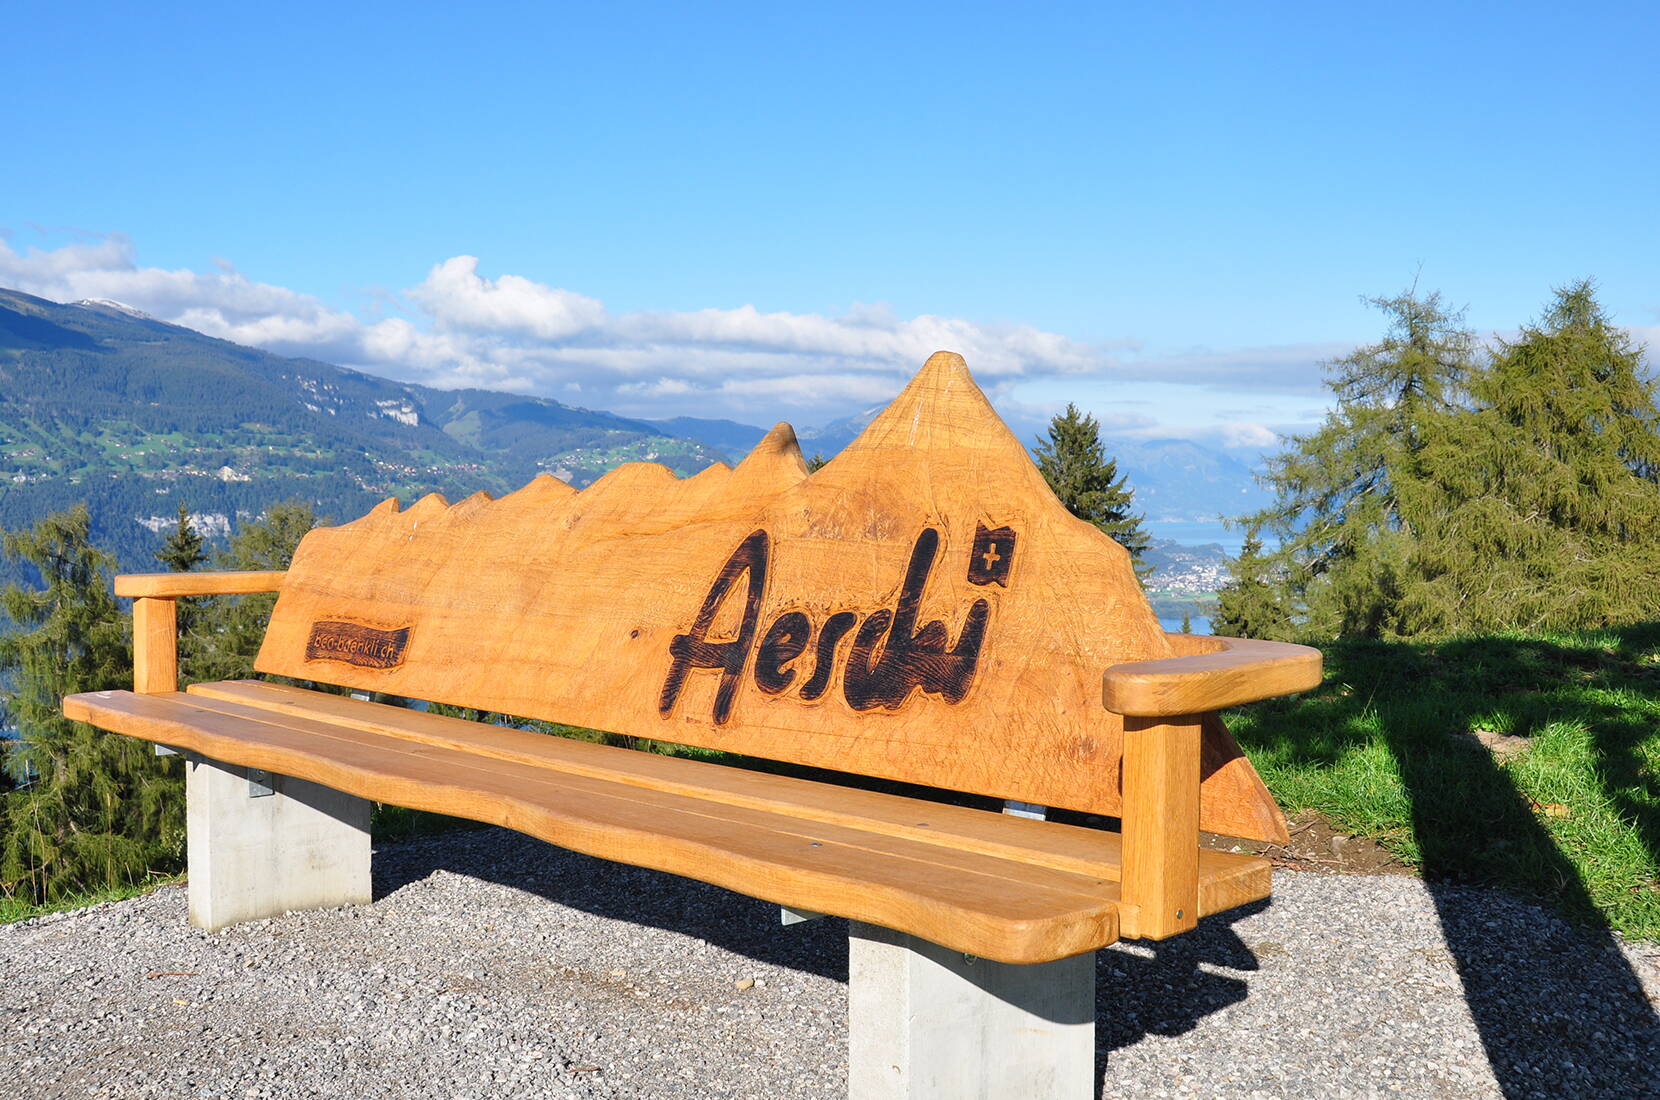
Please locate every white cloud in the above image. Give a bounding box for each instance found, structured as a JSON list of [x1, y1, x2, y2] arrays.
[[409, 256, 604, 340], [1108, 342, 1344, 395], [0, 233, 1128, 419], [37, 231, 1612, 431], [1218, 421, 1281, 449]]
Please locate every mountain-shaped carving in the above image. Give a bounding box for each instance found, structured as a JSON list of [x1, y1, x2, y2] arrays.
[[258, 352, 1286, 841]]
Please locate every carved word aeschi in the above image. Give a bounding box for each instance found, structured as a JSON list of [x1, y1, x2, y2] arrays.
[[658, 526, 1014, 724]]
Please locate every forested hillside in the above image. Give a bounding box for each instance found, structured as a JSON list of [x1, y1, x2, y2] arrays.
[[0, 289, 723, 574]]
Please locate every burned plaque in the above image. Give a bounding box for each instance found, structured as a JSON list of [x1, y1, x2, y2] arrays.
[[967, 523, 1016, 587], [305, 621, 411, 669]]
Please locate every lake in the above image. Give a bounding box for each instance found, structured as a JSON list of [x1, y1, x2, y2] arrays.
[[1158, 614, 1213, 635]]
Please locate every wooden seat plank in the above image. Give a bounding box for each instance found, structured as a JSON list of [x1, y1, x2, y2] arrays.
[[184, 679, 1270, 926], [86, 690, 1115, 906], [65, 688, 1125, 962], [190, 681, 1126, 872]]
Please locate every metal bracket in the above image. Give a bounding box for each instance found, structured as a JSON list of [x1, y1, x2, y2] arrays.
[[247, 768, 276, 798], [1002, 800, 1047, 821], [780, 906, 825, 926], [153, 743, 179, 757]]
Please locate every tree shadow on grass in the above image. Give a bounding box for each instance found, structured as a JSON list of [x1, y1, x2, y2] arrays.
[[1265, 633, 1660, 1098]]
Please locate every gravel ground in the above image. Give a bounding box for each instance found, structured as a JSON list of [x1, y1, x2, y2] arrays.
[[4, 826, 1658, 1100]]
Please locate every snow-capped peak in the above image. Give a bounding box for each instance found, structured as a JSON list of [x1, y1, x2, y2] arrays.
[[74, 298, 156, 320]]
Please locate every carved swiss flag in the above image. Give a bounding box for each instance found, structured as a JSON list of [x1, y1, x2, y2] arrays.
[[967, 523, 1016, 587]]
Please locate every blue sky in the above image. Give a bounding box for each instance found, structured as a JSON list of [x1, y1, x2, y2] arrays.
[[4, 1, 1656, 452]]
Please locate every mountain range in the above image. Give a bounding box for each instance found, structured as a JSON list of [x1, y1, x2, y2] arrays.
[[671, 406, 1273, 524], [0, 286, 1268, 579]]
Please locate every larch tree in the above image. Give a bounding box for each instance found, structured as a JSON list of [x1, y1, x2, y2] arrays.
[[1222, 287, 1475, 638], [1404, 281, 1660, 632], [1035, 404, 1153, 577], [0, 506, 183, 903]]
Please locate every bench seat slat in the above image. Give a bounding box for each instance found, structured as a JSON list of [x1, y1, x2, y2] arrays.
[[190, 681, 1129, 874], [67, 687, 1119, 961], [64, 684, 1271, 959], [184, 681, 1272, 925], [171, 696, 1120, 911]]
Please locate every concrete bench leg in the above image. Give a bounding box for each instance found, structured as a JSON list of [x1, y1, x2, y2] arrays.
[[186, 754, 372, 931], [848, 921, 1094, 1100]]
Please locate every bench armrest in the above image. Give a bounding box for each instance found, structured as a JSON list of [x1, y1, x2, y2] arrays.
[[116, 571, 287, 598], [1102, 633, 1322, 718], [121, 572, 286, 694], [1106, 633, 1317, 938]]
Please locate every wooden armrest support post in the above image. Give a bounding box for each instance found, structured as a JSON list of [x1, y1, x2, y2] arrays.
[[1119, 713, 1201, 939], [1106, 633, 1322, 939], [120, 572, 286, 695]]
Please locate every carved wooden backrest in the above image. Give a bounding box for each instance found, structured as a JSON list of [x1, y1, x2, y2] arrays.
[[257, 352, 1284, 840]]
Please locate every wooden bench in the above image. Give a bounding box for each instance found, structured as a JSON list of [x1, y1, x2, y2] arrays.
[[64, 351, 1319, 1099]]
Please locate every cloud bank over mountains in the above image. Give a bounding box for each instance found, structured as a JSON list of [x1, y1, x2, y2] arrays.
[[0, 232, 1343, 446]]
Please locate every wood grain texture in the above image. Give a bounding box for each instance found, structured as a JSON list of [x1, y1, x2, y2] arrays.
[[115, 572, 286, 598], [1120, 715, 1201, 939], [1104, 633, 1323, 717], [253, 352, 1287, 841], [63, 685, 1274, 956], [66, 687, 1114, 962], [132, 597, 178, 695], [184, 678, 1271, 908]]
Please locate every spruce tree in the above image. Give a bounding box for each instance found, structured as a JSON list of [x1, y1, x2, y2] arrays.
[[1213, 527, 1296, 640], [155, 501, 206, 572], [1224, 287, 1474, 638], [0, 506, 184, 902], [1035, 404, 1152, 576], [1405, 281, 1660, 632], [155, 501, 207, 648]]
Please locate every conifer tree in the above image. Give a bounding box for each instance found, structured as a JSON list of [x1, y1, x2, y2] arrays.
[[1223, 287, 1474, 637], [0, 506, 183, 902], [155, 501, 206, 572], [1404, 281, 1660, 632], [1035, 404, 1152, 576], [1213, 527, 1296, 640], [183, 502, 320, 683], [155, 502, 207, 649]]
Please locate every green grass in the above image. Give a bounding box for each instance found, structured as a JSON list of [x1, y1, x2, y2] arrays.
[[0, 874, 184, 924], [1226, 622, 1660, 939]]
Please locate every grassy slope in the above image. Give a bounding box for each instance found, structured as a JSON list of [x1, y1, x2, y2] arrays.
[[1227, 623, 1660, 938]]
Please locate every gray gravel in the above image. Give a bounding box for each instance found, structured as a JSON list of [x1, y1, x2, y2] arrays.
[[4, 826, 1658, 1099]]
